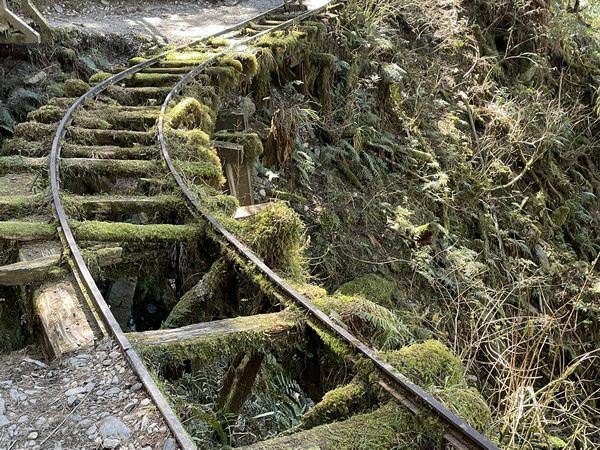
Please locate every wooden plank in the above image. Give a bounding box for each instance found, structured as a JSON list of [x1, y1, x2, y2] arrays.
[[128, 311, 294, 347], [67, 194, 185, 216], [214, 140, 244, 165], [33, 280, 95, 359], [0, 246, 123, 285], [0, 254, 61, 285]]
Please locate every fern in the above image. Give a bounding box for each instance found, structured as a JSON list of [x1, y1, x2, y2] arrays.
[[7, 89, 41, 120], [0, 103, 16, 135], [353, 300, 413, 350]]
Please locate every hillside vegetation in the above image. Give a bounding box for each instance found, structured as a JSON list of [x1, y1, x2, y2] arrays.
[[256, 0, 600, 447]]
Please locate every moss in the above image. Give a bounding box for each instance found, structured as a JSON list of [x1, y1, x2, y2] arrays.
[[61, 144, 158, 159], [434, 384, 491, 432], [165, 51, 212, 62], [0, 221, 56, 240], [213, 131, 264, 161], [0, 138, 46, 157], [28, 106, 65, 124], [380, 340, 464, 387], [133, 311, 298, 367], [0, 194, 47, 220], [250, 402, 422, 449], [205, 65, 242, 96], [220, 57, 244, 74], [71, 221, 202, 243], [234, 52, 259, 78], [67, 128, 155, 146], [63, 79, 91, 97], [88, 72, 113, 84], [298, 379, 366, 430], [165, 97, 215, 134], [266, 189, 307, 204], [335, 274, 397, 308], [217, 202, 307, 279], [74, 117, 112, 129], [62, 158, 158, 177], [206, 37, 229, 47], [12, 122, 56, 143], [124, 73, 181, 88], [0, 156, 48, 173], [103, 86, 171, 106], [201, 193, 239, 217], [129, 57, 149, 66], [175, 161, 225, 188], [550, 205, 570, 227]]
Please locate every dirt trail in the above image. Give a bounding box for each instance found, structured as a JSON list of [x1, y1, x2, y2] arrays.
[[39, 0, 284, 44]]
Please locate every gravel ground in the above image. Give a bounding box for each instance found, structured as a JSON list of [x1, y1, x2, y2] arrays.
[[0, 338, 178, 450], [40, 0, 284, 44]]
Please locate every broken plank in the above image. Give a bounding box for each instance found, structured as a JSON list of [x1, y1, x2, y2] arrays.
[[0, 246, 123, 285], [128, 311, 298, 365], [33, 280, 95, 360]]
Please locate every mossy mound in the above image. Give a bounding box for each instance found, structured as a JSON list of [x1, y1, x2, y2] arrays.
[[165, 97, 215, 134], [335, 274, 397, 308], [63, 79, 90, 97], [380, 340, 464, 387], [218, 202, 307, 279]]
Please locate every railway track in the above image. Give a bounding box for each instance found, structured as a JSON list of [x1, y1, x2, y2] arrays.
[[0, 2, 500, 449]]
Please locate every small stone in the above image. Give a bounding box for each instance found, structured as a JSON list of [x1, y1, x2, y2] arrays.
[[99, 416, 131, 440], [67, 395, 79, 407], [105, 387, 120, 397], [102, 438, 121, 449], [18, 415, 29, 423], [65, 387, 87, 397], [130, 383, 142, 392], [86, 425, 97, 435], [0, 398, 4, 414], [162, 438, 177, 450], [259, 189, 266, 197], [54, 4, 63, 12], [102, 359, 113, 366], [27, 432, 38, 440], [108, 351, 120, 359], [123, 402, 135, 413], [85, 382, 96, 392], [34, 417, 47, 427], [0, 415, 9, 428], [140, 399, 150, 406], [22, 357, 49, 368]]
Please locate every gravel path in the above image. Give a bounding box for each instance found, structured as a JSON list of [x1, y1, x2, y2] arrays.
[[40, 0, 284, 44], [0, 338, 177, 450]]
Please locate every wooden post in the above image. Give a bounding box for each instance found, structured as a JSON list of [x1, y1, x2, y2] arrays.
[[218, 352, 265, 418]]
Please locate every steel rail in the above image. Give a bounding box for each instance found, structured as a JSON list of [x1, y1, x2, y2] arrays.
[[48, 5, 295, 450], [156, 5, 500, 450]]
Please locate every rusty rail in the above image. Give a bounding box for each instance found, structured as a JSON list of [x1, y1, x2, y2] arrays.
[[49, 5, 290, 450]]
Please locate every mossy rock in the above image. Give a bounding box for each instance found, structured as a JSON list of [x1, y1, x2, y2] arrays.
[[89, 72, 113, 85], [380, 340, 464, 387], [335, 274, 397, 308], [64, 79, 91, 97]]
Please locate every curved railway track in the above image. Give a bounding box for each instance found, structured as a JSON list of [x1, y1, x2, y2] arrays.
[[0, 2, 500, 449]]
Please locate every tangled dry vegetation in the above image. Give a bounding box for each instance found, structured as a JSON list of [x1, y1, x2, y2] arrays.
[[256, 0, 600, 447]]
